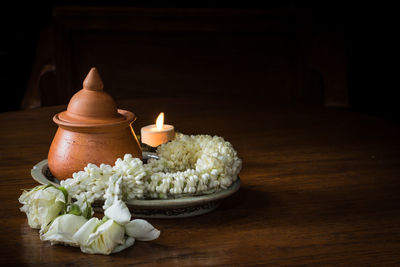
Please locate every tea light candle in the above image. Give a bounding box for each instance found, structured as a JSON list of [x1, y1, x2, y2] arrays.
[[141, 112, 175, 147]]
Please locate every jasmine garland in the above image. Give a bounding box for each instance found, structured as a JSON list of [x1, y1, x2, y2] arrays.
[[60, 134, 242, 210]]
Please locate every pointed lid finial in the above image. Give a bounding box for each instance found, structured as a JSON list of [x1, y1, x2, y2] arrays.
[[57, 67, 125, 124], [83, 67, 104, 91]]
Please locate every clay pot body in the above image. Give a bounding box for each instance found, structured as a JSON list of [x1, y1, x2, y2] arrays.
[[48, 110, 141, 180], [48, 68, 142, 180]]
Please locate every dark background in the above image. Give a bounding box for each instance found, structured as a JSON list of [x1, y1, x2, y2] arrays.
[[0, 1, 397, 121]]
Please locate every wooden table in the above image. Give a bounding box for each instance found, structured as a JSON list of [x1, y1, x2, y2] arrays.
[[1, 97, 400, 266]]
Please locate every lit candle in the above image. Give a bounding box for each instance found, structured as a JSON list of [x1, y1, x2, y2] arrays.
[[141, 112, 175, 147]]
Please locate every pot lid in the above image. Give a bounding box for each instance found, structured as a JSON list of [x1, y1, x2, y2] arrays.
[[57, 67, 125, 125]]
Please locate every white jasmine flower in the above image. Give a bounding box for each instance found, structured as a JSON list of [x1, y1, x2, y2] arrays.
[[61, 162, 114, 206], [103, 174, 123, 210], [40, 214, 87, 246], [114, 154, 146, 200], [19, 185, 66, 230]]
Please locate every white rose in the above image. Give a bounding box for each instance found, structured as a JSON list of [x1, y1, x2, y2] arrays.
[[40, 214, 87, 246], [72, 200, 156, 255], [73, 218, 128, 255], [19, 185, 66, 230], [84, 219, 126, 255], [72, 201, 132, 255]]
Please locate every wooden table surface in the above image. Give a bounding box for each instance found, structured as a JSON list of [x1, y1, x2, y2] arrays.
[[1, 97, 400, 266]]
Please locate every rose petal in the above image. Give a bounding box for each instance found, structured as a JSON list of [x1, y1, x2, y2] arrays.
[[72, 217, 100, 246], [125, 219, 160, 241], [40, 214, 87, 246], [104, 200, 131, 225]]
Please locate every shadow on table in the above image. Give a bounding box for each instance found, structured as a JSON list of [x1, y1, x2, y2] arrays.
[[218, 181, 400, 229], [220, 185, 269, 212], [179, 181, 400, 229], [165, 185, 272, 229]]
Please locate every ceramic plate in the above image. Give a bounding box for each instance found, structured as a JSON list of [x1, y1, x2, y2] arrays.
[[31, 158, 240, 218]]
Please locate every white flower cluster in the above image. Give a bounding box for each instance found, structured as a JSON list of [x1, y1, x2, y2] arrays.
[[61, 133, 242, 204], [19, 185, 160, 255], [144, 133, 242, 199], [61, 155, 146, 210]]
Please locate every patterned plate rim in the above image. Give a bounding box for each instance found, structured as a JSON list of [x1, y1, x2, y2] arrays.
[[31, 159, 240, 208]]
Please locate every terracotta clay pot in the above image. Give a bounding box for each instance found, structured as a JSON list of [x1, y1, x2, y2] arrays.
[[48, 67, 142, 180]]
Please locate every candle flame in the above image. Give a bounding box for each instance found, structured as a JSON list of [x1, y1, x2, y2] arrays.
[[156, 112, 164, 130]]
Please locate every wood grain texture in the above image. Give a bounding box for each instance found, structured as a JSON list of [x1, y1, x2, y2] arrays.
[[1, 97, 400, 266]]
